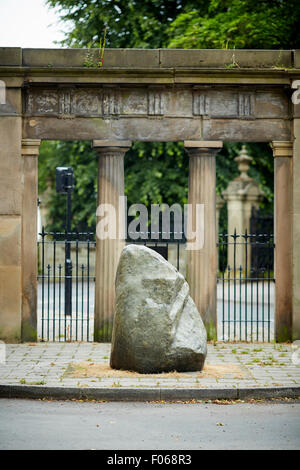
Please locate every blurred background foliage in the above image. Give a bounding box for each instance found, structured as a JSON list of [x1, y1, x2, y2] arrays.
[[39, 0, 299, 232]]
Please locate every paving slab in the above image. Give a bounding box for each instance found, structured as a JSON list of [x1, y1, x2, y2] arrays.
[[0, 342, 299, 401]]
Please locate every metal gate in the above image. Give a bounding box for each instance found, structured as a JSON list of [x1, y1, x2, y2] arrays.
[[38, 228, 95, 342], [217, 230, 275, 342]]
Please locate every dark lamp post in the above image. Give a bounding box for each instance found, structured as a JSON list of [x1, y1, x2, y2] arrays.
[[56, 167, 74, 316]]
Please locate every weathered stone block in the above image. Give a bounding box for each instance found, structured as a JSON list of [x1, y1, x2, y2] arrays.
[[22, 48, 160, 68], [0, 48, 22, 66], [0, 116, 22, 215], [160, 49, 292, 69], [294, 50, 300, 69], [0, 216, 21, 266], [0, 266, 21, 342], [110, 245, 207, 373], [202, 118, 291, 142]]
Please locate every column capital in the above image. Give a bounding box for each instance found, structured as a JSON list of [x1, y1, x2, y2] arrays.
[[184, 140, 223, 157], [92, 140, 132, 154], [270, 141, 293, 157], [21, 139, 41, 157]]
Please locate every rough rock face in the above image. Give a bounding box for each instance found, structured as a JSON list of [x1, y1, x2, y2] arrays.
[[110, 244, 207, 373]]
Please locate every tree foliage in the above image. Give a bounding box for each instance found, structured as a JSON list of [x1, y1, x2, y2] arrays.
[[47, 0, 300, 49], [46, 0, 202, 48], [168, 0, 300, 49], [40, 0, 297, 232]]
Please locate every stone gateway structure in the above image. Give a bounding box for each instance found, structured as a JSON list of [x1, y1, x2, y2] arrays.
[[0, 48, 299, 342]]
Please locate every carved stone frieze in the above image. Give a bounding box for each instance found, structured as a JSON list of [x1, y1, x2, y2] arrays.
[[24, 85, 288, 120], [148, 88, 164, 115]]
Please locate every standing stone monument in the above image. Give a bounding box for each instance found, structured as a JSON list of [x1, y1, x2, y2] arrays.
[[110, 244, 207, 373]]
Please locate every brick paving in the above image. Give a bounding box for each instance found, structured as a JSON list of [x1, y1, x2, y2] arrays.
[[0, 342, 299, 392]]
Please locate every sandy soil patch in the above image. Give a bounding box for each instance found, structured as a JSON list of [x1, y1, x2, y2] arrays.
[[65, 362, 245, 379]]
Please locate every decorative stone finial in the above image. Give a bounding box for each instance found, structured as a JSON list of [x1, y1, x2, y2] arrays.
[[234, 145, 252, 180]]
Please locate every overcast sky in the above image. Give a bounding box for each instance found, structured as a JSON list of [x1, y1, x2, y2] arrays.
[[0, 0, 67, 48]]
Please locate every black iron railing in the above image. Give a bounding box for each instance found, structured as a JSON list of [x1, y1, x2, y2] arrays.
[[37, 228, 275, 343], [127, 230, 186, 271], [217, 230, 275, 342], [38, 228, 95, 342]]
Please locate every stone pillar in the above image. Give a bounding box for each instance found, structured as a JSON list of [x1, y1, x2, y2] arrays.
[[271, 141, 293, 341], [184, 141, 223, 340], [0, 85, 22, 342], [222, 146, 264, 274], [92, 140, 131, 342], [293, 119, 300, 341], [21, 139, 41, 341]]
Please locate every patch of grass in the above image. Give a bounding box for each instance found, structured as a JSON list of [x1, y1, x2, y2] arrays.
[[267, 356, 278, 363], [111, 381, 121, 388], [19, 378, 46, 385], [76, 381, 89, 388]]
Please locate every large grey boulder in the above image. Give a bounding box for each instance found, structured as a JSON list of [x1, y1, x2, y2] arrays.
[[110, 244, 207, 373]]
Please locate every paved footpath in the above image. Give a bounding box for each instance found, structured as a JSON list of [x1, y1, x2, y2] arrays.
[[0, 342, 299, 400]]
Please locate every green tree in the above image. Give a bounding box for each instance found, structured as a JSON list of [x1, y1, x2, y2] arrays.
[[46, 0, 206, 48], [168, 0, 300, 49], [47, 0, 300, 49]]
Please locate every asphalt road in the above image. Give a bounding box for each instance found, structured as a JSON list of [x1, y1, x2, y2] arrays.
[[0, 399, 299, 450]]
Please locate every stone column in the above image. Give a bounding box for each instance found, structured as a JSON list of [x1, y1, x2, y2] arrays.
[[293, 119, 300, 341], [92, 140, 131, 342], [271, 141, 293, 341], [0, 84, 22, 342], [184, 141, 223, 340], [21, 139, 41, 341]]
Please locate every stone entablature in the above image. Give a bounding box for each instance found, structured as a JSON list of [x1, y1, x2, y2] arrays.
[[1, 47, 299, 142], [23, 86, 287, 120]]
